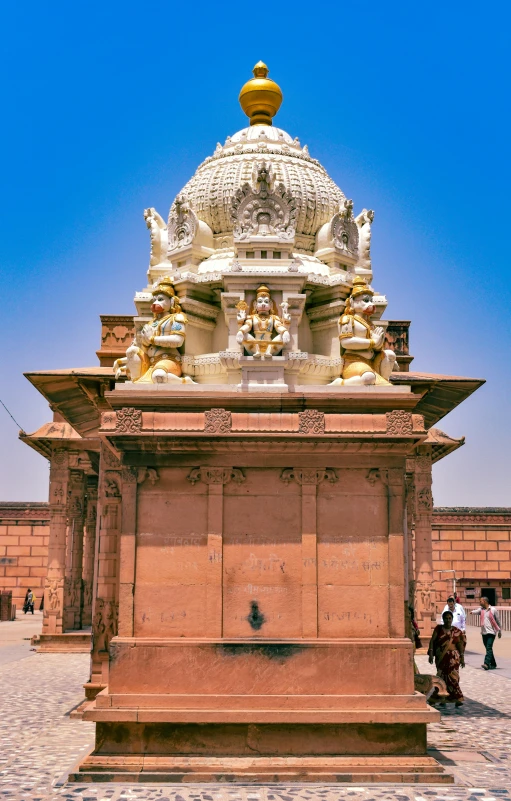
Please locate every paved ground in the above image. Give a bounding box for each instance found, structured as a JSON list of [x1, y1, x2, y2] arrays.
[[2, 615, 511, 800]]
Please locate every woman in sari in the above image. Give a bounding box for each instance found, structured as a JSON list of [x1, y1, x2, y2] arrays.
[[428, 610, 465, 707]]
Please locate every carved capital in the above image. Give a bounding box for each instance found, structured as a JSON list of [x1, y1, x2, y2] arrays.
[[204, 408, 232, 434], [137, 467, 159, 485], [115, 407, 142, 434], [281, 467, 337, 486], [415, 454, 432, 472], [298, 409, 325, 435], [187, 467, 245, 486], [121, 466, 138, 484], [366, 468, 388, 486], [101, 446, 121, 468], [386, 410, 413, 436]]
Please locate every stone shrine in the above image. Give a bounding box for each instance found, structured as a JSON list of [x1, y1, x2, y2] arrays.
[[21, 63, 484, 783]]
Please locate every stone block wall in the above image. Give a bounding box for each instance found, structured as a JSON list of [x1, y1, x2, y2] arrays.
[[0, 503, 50, 611], [432, 508, 511, 611]]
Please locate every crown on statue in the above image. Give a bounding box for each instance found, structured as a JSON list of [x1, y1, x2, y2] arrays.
[[151, 276, 176, 299], [350, 275, 374, 299], [256, 285, 271, 298]]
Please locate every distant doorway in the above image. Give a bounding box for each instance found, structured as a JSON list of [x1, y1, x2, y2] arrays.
[[481, 588, 497, 606]]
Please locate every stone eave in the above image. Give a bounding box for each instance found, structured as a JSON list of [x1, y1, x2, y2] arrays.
[[23, 368, 116, 438], [390, 372, 485, 428], [22, 366, 484, 436], [19, 420, 100, 461], [425, 427, 465, 464]]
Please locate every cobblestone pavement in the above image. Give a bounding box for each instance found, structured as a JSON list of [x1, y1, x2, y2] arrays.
[[1, 644, 511, 801]]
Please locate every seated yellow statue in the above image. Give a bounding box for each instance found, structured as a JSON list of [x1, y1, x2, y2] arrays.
[[114, 276, 192, 384], [236, 285, 291, 358], [330, 276, 396, 386]]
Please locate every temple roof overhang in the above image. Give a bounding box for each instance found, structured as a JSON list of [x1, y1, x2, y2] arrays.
[[425, 427, 465, 464], [19, 418, 100, 462], [23, 367, 115, 439], [22, 367, 484, 444]]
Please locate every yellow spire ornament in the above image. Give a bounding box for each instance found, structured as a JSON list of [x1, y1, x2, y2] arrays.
[[239, 61, 283, 126]]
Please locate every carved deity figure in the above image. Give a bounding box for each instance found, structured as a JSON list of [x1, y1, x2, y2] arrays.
[[114, 276, 192, 383], [144, 208, 169, 267], [330, 276, 396, 386], [236, 285, 291, 358]]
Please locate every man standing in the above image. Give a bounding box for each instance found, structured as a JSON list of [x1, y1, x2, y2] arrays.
[[442, 596, 466, 632], [478, 596, 502, 670]]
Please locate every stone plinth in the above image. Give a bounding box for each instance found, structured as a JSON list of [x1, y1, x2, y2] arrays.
[[74, 389, 448, 783]]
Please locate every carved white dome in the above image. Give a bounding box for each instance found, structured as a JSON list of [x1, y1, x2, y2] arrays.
[[174, 125, 346, 252]]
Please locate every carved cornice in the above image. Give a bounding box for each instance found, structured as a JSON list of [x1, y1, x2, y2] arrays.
[[433, 508, 511, 526], [0, 502, 50, 522]]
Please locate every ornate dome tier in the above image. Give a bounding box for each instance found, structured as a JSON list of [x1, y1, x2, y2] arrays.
[[175, 125, 345, 251]]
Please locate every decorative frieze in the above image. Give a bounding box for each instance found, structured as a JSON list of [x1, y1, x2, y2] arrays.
[[115, 408, 142, 434], [298, 409, 325, 434], [204, 408, 232, 434], [386, 410, 413, 436]]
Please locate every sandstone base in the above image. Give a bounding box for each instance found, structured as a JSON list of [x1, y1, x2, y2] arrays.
[[71, 722, 452, 784], [33, 631, 91, 653]]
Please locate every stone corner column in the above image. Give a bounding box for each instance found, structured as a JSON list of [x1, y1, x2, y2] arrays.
[[88, 444, 121, 694], [82, 476, 98, 627], [42, 448, 70, 635], [412, 445, 436, 639], [63, 465, 86, 631]]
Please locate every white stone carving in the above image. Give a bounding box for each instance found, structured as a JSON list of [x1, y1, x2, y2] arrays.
[[144, 208, 169, 267], [231, 162, 297, 243], [355, 209, 375, 272]]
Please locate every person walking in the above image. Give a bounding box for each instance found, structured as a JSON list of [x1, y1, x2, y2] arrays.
[[477, 596, 502, 670], [428, 610, 465, 707], [442, 596, 466, 632], [23, 589, 35, 615]]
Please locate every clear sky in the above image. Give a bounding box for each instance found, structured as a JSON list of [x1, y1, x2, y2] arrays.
[[0, 1, 509, 506]]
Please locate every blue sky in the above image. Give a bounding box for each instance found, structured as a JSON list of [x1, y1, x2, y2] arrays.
[[0, 0, 509, 505]]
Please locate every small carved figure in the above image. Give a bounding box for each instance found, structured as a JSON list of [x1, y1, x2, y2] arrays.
[[236, 285, 291, 358], [48, 580, 60, 611], [114, 276, 193, 384], [330, 276, 396, 386], [144, 208, 169, 267]]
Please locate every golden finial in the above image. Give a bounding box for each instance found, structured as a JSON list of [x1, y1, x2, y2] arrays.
[[239, 61, 283, 126]]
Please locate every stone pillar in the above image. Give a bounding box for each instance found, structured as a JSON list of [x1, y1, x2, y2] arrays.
[[42, 448, 70, 635], [82, 476, 98, 628], [412, 445, 435, 638], [117, 466, 138, 637], [64, 467, 87, 631], [387, 468, 406, 638], [280, 467, 338, 638], [186, 466, 242, 638], [88, 444, 121, 694]]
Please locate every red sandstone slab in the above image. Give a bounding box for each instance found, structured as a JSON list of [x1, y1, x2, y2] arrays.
[[106, 692, 430, 710], [107, 638, 415, 696], [71, 754, 452, 784]]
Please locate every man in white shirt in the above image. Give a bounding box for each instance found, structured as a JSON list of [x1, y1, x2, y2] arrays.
[[442, 596, 466, 631], [475, 596, 502, 670]]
